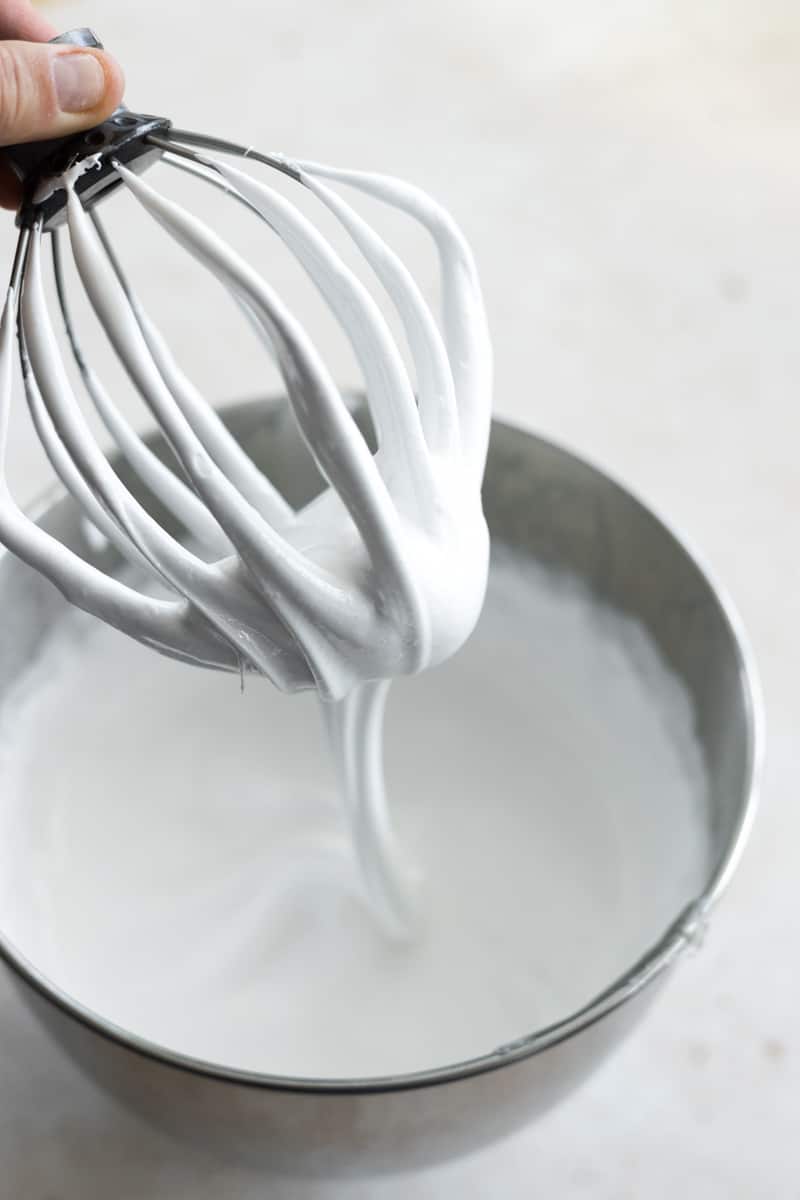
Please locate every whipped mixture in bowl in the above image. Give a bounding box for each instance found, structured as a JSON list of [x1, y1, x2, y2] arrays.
[[0, 546, 710, 1079], [0, 145, 711, 1083]]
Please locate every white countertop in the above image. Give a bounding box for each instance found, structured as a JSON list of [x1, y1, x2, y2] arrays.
[[1, 0, 798, 1194]]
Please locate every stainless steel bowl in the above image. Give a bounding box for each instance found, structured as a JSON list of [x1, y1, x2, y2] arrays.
[[0, 400, 762, 1177]]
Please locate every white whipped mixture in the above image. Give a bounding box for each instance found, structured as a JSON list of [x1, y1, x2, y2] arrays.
[[0, 549, 709, 1079], [0, 153, 492, 935], [0, 152, 710, 1079]]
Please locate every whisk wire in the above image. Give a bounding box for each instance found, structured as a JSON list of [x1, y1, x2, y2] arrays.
[[111, 163, 425, 644], [89, 208, 293, 532], [0, 118, 491, 699], [154, 138, 440, 499], [63, 188, 354, 647], [156, 135, 464, 463], [147, 130, 303, 183], [52, 228, 231, 558]]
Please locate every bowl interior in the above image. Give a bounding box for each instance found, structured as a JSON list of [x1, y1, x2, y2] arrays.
[[0, 402, 758, 1086]]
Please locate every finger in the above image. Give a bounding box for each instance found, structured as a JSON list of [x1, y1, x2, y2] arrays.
[[0, 0, 56, 42], [0, 42, 124, 146]]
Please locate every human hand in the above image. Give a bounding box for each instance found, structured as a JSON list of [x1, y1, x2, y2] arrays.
[[0, 1, 123, 207]]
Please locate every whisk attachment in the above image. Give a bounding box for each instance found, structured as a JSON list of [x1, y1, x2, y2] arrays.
[[0, 34, 493, 934], [0, 142, 492, 693]]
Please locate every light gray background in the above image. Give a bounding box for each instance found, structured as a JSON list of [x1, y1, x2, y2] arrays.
[[1, 1, 797, 1195]]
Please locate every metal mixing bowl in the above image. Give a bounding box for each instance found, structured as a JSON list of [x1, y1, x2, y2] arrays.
[[0, 400, 761, 1177]]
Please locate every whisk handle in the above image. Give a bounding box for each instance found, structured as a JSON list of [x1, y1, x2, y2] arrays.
[[2, 29, 171, 232]]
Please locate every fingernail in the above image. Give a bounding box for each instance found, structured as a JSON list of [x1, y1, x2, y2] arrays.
[[52, 52, 106, 114]]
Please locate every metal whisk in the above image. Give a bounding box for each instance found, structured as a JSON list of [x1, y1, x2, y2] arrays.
[[0, 28, 492, 703]]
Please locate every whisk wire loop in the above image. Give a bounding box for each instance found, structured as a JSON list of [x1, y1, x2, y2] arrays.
[[0, 123, 491, 699]]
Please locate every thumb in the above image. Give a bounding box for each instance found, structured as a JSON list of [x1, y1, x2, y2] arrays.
[[0, 42, 124, 147]]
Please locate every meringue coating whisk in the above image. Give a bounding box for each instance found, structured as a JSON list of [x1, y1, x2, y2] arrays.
[[0, 27, 492, 701], [0, 28, 492, 933]]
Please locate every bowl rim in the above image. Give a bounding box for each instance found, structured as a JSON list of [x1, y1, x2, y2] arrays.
[[0, 411, 764, 1097]]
